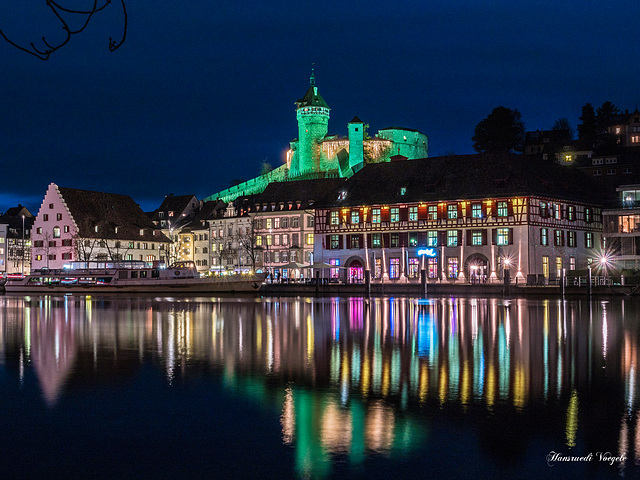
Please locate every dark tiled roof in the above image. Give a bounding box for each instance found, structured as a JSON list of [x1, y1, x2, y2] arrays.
[[255, 178, 346, 207], [3, 205, 34, 218], [295, 86, 329, 110], [379, 126, 420, 133], [315, 154, 605, 208], [58, 187, 169, 242], [151, 194, 197, 221]]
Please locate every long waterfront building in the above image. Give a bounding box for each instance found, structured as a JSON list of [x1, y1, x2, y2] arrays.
[[313, 154, 604, 283]]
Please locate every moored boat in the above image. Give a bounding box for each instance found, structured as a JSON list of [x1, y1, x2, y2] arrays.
[[4, 261, 265, 294]]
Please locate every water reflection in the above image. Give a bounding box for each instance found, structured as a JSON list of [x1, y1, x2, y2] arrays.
[[0, 294, 639, 478]]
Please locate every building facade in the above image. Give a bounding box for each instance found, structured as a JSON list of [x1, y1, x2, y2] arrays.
[[0, 205, 34, 276], [31, 183, 169, 270], [313, 155, 604, 284], [603, 184, 640, 270]]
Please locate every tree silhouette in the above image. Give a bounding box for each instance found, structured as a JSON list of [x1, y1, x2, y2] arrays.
[[0, 1, 127, 60], [472, 106, 525, 154]]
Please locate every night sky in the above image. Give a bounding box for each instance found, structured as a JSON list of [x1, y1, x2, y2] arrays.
[[1, 1, 639, 214]]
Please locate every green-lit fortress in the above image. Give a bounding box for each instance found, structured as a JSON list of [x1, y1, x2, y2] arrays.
[[204, 72, 429, 203]]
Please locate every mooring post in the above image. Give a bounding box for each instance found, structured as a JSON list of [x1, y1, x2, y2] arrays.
[[364, 269, 371, 297]]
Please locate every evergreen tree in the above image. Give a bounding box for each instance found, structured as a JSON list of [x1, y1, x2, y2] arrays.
[[472, 106, 525, 154], [596, 101, 620, 136], [577, 103, 597, 143]]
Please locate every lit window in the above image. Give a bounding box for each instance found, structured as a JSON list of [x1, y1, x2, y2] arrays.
[[330, 211, 339, 225], [390, 233, 399, 248], [372, 208, 381, 223], [372, 233, 381, 248], [389, 258, 400, 279], [427, 231, 438, 247], [409, 206, 418, 221], [330, 235, 340, 249], [409, 232, 418, 247], [448, 257, 459, 278], [447, 204, 457, 219], [472, 230, 482, 246], [390, 208, 400, 222], [554, 230, 564, 246], [53, 226, 60, 238], [497, 228, 509, 245], [428, 205, 437, 220], [541, 228, 548, 246], [472, 203, 482, 218], [428, 258, 438, 278], [447, 230, 458, 247], [306, 233, 314, 245], [351, 210, 360, 224], [497, 201, 508, 217], [585, 232, 594, 248]]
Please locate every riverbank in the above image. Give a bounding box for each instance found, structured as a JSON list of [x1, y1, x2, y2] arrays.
[[259, 281, 640, 297]]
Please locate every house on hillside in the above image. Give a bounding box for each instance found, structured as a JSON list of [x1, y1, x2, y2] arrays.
[[31, 183, 169, 270]]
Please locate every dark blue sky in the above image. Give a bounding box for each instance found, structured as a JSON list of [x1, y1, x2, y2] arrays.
[[1, 1, 639, 214]]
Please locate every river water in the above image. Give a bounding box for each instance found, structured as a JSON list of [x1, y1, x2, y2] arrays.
[[0, 293, 638, 479]]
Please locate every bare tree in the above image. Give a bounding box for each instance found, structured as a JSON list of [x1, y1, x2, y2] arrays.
[[0, 1, 127, 60], [236, 217, 261, 272]]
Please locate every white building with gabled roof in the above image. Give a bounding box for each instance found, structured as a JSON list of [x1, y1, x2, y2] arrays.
[[31, 183, 170, 270]]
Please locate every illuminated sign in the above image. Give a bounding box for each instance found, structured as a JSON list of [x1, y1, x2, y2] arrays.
[[417, 248, 437, 257]]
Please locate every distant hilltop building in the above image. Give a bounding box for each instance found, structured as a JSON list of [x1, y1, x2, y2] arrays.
[[205, 71, 428, 203]]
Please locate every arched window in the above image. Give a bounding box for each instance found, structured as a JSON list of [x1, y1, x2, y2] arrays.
[[53, 226, 61, 238]]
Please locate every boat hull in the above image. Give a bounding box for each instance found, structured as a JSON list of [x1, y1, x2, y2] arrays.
[[4, 275, 265, 294]]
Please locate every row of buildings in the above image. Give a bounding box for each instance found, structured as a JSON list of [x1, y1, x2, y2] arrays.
[[4, 77, 640, 281], [0, 151, 610, 284]]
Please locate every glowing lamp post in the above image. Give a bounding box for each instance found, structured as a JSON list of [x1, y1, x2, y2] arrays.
[[503, 257, 511, 296], [598, 253, 611, 286]]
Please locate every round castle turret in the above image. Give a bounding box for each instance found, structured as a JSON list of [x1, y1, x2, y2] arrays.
[[291, 70, 330, 177]]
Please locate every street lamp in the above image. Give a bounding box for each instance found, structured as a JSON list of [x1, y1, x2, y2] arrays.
[[21, 214, 25, 276]]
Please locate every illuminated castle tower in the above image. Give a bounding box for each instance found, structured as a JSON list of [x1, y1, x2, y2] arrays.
[[290, 70, 330, 177], [348, 116, 364, 171], [204, 73, 428, 203]]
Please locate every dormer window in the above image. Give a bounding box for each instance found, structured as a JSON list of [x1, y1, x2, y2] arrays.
[[140, 229, 145, 236], [95, 225, 98, 233], [400, 187, 407, 196], [115, 227, 118, 234], [337, 191, 347, 201]]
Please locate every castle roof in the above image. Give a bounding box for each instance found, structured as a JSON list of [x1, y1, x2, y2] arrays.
[[379, 126, 421, 133], [295, 71, 329, 110]]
